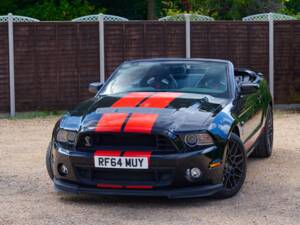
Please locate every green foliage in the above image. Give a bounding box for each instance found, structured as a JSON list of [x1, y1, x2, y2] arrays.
[[13, 0, 104, 21], [89, 0, 147, 20], [5, 111, 65, 120], [283, 0, 300, 14], [162, 0, 210, 17], [281, 0, 300, 18], [0, 0, 299, 21], [163, 0, 291, 20]]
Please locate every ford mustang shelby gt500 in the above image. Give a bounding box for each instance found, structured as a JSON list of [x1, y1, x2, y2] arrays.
[[46, 58, 273, 199]]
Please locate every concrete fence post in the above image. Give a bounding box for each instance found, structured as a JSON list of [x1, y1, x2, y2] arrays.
[[184, 14, 191, 58], [268, 13, 274, 100], [8, 13, 15, 117], [98, 13, 105, 83]]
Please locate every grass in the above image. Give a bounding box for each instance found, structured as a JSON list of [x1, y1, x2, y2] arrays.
[[274, 109, 300, 115], [0, 111, 66, 120]]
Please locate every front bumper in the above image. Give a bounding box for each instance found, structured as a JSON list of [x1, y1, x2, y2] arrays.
[[54, 178, 223, 199], [50, 143, 224, 198]]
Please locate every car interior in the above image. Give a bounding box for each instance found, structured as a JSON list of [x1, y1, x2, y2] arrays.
[[234, 69, 262, 85], [141, 63, 228, 93]]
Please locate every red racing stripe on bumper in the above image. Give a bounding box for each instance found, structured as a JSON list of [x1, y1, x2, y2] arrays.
[[96, 184, 123, 189], [94, 150, 122, 156], [96, 184, 153, 189], [124, 113, 158, 134], [123, 151, 152, 158], [95, 113, 128, 132], [126, 185, 153, 189], [112, 92, 152, 108], [139, 92, 181, 108]]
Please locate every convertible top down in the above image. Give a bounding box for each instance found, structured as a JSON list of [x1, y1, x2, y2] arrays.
[[46, 58, 273, 199]]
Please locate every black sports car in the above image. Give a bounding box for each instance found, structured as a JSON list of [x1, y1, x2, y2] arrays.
[[46, 58, 273, 199]]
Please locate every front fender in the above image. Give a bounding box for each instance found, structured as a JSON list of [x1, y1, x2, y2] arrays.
[[208, 103, 235, 144]]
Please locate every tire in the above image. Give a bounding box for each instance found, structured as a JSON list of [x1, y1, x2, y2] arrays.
[[46, 142, 54, 180], [251, 107, 273, 158], [214, 133, 247, 199]]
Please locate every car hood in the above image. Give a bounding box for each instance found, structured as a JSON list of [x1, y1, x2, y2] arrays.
[[60, 92, 230, 135]]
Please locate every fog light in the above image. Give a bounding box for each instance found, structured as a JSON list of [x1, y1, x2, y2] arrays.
[[185, 167, 202, 182], [58, 164, 68, 176]]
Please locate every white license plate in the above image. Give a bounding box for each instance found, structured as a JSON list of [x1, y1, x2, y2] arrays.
[[94, 156, 149, 169]]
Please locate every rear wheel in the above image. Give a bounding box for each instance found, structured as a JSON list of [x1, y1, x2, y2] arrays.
[[251, 107, 273, 158], [214, 133, 247, 199]]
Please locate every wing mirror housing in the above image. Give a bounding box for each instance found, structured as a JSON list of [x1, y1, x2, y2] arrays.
[[89, 82, 103, 94], [240, 83, 259, 95]]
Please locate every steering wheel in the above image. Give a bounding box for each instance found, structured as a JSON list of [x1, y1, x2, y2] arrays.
[[141, 73, 178, 89]]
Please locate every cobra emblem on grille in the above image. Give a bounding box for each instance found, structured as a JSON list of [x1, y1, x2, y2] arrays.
[[84, 136, 92, 147]]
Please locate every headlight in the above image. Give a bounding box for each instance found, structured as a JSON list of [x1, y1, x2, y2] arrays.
[[184, 133, 213, 147], [56, 129, 77, 144]]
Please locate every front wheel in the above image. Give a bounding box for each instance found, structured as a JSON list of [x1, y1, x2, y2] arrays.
[[214, 133, 247, 199], [46, 142, 54, 180]]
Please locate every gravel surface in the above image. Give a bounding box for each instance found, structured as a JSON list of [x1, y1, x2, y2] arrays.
[[0, 112, 299, 225]]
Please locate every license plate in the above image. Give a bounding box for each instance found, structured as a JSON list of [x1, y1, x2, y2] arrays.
[[94, 156, 149, 169]]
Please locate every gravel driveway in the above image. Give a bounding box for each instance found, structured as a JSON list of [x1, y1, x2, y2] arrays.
[[0, 111, 299, 225]]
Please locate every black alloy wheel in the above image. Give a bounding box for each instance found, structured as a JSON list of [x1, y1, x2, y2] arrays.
[[214, 133, 247, 199]]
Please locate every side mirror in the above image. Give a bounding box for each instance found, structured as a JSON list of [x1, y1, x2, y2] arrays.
[[240, 83, 259, 95], [89, 82, 103, 94], [257, 72, 264, 77]]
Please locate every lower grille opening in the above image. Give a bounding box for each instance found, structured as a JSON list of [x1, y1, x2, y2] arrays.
[[93, 169, 157, 182], [74, 166, 175, 186]]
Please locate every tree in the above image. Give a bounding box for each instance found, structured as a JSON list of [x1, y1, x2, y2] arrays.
[[89, 0, 147, 20], [14, 0, 102, 21], [0, 0, 298, 21], [162, 0, 290, 20], [187, 0, 285, 20], [283, 0, 300, 17], [147, 0, 157, 19]]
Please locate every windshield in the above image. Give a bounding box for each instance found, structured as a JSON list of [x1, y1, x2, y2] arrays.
[[101, 61, 229, 98]]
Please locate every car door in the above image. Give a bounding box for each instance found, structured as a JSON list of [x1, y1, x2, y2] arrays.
[[234, 71, 264, 151]]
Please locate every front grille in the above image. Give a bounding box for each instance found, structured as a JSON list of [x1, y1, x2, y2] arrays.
[[77, 132, 176, 152]]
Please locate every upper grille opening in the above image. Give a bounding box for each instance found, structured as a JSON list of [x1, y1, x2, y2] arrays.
[[98, 133, 156, 147], [77, 132, 176, 152]]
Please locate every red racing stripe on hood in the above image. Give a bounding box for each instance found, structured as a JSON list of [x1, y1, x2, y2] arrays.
[[95, 113, 128, 132], [111, 92, 152, 108], [124, 113, 158, 134], [139, 92, 181, 108]]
